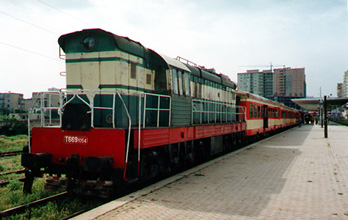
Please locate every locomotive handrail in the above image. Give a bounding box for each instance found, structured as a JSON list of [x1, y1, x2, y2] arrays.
[[89, 90, 121, 128], [60, 89, 78, 111], [139, 93, 172, 128], [137, 92, 172, 178], [27, 90, 65, 152], [191, 99, 245, 125], [59, 47, 65, 60], [89, 90, 132, 182], [75, 89, 92, 110]]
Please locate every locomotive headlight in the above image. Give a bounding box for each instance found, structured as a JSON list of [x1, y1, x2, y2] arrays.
[[83, 36, 96, 50]]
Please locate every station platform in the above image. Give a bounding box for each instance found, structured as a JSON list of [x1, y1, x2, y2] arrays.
[[73, 124, 348, 219]]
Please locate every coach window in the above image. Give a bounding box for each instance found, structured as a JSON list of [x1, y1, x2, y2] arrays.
[[249, 104, 253, 118], [258, 106, 261, 118], [184, 72, 190, 96], [254, 105, 257, 118], [276, 109, 279, 118], [172, 69, 178, 94], [261, 106, 264, 118]]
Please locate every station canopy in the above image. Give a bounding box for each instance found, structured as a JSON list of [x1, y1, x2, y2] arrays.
[[291, 97, 348, 112]]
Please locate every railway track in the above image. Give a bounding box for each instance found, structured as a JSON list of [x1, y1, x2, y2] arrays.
[[0, 191, 113, 219], [0, 169, 25, 176], [0, 169, 26, 187], [0, 192, 68, 218], [0, 150, 23, 157]]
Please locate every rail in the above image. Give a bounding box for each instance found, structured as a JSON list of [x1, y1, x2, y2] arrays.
[[0, 192, 68, 218], [192, 99, 246, 124]]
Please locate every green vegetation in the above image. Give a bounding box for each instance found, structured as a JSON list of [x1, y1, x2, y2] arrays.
[[1, 176, 106, 219], [0, 134, 106, 219], [0, 135, 28, 152], [330, 118, 348, 126], [0, 119, 28, 136], [0, 115, 10, 120]]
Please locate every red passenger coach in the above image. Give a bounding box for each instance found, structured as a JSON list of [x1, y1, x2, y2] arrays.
[[237, 91, 300, 138]]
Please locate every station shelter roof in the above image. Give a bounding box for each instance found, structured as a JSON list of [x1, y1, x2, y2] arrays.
[[291, 97, 348, 112]]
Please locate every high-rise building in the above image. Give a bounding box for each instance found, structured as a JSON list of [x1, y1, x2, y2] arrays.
[[263, 70, 274, 99], [273, 67, 306, 98], [237, 69, 273, 99], [337, 83, 343, 98], [238, 67, 305, 109], [343, 70, 348, 97]]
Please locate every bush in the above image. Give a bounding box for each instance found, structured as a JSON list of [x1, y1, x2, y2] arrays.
[[0, 119, 27, 136]]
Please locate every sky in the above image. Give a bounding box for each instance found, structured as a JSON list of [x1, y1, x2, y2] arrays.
[[0, 0, 347, 98]]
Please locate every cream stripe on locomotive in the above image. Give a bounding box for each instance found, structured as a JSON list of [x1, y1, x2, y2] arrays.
[[66, 50, 236, 107], [65, 51, 154, 96]]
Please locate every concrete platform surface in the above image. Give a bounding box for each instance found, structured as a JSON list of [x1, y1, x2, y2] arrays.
[[73, 125, 348, 219]]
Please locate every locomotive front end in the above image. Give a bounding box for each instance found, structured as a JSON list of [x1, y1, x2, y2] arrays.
[[21, 29, 142, 195]]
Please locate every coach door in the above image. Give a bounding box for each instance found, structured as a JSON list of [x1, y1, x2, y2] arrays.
[[263, 105, 268, 130]]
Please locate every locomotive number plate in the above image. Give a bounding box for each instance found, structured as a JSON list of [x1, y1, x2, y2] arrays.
[[63, 136, 88, 145]]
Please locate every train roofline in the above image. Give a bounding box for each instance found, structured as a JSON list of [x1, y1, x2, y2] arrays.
[[156, 52, 191, 73]]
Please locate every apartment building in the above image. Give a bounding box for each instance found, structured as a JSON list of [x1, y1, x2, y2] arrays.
[[0, 92, 24, 114], [273, 67, 306, 98], [337, 83, 343, 98], [237, 69, 274, 99]]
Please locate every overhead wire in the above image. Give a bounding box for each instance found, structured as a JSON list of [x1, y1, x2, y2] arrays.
[[0, 41, 61, 62], [37, 0, 93, 27], [0, 10, 59, 35], [0, 1, 92, 61]]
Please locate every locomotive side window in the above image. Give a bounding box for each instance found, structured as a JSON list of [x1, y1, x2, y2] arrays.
[[184, 72, 190, 96], [146, 74, 151, 85], [172, 69, 178, 94], [178, 70, 183, 95], [249, 104, 253, 118], [130, 62, 136, 79]]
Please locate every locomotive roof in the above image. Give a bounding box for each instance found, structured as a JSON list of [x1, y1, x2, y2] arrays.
[[59, 28, 192, 73], [157, 53, 191, 73], [183, 64, 237, 89], [58, 29, 148, 57]]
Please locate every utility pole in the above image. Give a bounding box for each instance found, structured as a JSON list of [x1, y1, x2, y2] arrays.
[[324, 95, 328, 138]]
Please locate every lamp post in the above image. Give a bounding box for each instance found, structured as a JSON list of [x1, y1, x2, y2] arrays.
[[324, 95, 328, 138]]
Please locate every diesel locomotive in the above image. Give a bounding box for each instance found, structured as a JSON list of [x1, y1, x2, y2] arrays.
[[21, 29, 300, 196]]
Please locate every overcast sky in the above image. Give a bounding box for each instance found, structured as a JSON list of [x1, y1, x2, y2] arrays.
[[1, 0, 347, 98]]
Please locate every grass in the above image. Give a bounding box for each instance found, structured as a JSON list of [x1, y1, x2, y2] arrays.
[[0, 135, 28, 152], [330, 118, 348, 126], [0, 134, 107, 219]]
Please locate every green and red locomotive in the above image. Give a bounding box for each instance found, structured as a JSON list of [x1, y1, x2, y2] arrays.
[[22, 29, 299, 196]]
